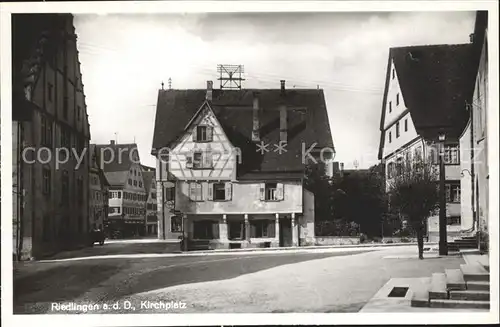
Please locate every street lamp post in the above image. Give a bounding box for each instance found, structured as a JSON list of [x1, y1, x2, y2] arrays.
[[438, 133, 448, 255]]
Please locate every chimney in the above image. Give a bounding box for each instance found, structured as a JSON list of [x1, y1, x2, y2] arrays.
[[469, 33, 475, 43], [252, 94, 260, 142], [206, 80, 213, 101], [279, 105, 287, 143], [110, 140, 115, 145], [280, 80, 286, 95]]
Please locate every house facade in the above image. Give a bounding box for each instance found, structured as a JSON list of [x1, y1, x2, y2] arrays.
[[89, 144, 109, 230], [142, 165, 158, 236], [12, 14, 91, 260], [97, 142, 147, 238], [459, 11, 489, 245], [378, 43, 477, 242], [152, 80, 334, 249]]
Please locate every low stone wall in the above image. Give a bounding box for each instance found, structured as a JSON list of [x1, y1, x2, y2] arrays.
[[382, 237, 418, 243], [315, 236, 360, 246]]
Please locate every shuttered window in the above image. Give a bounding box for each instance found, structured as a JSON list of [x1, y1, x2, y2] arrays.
[[189, 182, 203, 201], [208, 182, 232, 201], [260, 183, 284, 201]]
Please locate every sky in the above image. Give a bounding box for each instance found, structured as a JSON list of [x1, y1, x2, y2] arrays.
[[74, 11, 476, 169]]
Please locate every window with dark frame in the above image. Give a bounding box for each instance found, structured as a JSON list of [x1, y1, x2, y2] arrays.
[[404, 119, 408, 132], [396, 93, 400, 106], [392, 69, 395, 79], [444, 145, 460, 165], [389, 131, 392, 143], [251, 220, 273, 238], [389, 101, 392, 113], [213, 183, 226, 201], [165, 186, 175, 201], [396, 122, 400, 138], [196, 126, 208, 142]]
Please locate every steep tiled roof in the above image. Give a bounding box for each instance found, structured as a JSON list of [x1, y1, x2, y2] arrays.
[[152, 88, 334, 179], [95, 143, 140, 173], [378, 43, 477, 159], [103, 171, 128, 187]]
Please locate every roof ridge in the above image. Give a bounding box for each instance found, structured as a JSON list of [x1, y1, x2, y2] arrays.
[[390, 43, 472, 51]]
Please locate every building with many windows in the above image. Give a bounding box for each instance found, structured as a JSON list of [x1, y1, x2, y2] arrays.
[[12, 14, 91, 260], [89, 144, 109, 230], [96, 142, 147, 238], [378, 40, 478, 241], [151, 80, 334, 249], [142, 165, 158, 236]]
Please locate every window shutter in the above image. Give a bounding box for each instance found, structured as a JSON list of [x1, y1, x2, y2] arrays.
[[276, 183, 284, 200], [225, 182, 232, 200], [198, 183, 203, 201], [203, 149, 212, 168], [267, 221, 276, 237], [186, 152, 193, 168], [207, 126, 213, 141], [188, 183, 194, 201], [259, 183, 265, 200], [207, 183, 213, 200], [192, 126, 198, 142]]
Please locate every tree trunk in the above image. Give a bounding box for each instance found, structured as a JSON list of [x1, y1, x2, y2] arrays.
[[415, 222, 424, 259]]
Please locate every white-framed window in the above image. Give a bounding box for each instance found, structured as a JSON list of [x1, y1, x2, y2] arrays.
[[189, 182, 203, 201], [443, 145, 460, 165], [260, 183, 284, 201]]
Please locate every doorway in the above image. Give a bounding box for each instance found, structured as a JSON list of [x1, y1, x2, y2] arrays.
[[279, 217, 292, 247]]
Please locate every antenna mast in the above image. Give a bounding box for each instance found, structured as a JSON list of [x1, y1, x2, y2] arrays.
[[217, 64, 245, 90]]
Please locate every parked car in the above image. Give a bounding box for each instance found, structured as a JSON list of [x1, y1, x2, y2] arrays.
[[89, 228, 105, 246]]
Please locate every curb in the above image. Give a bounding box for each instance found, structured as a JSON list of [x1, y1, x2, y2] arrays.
[[187, 242, 438, 254]]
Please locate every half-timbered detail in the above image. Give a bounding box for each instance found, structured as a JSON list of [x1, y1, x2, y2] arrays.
[[152, 80, 334, 249]]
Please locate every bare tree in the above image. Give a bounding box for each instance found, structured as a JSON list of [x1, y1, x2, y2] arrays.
[[388, 157, 439, 259]]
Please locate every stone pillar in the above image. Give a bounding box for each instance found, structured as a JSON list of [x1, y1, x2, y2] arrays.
[[275, 213, 280, 246], [291, 212, 298, 247], [244, 214, 250, 241], [220, 214, 228, 241]]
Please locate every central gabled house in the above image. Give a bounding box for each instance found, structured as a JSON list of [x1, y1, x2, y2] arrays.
[[152, 80, 334, 249]]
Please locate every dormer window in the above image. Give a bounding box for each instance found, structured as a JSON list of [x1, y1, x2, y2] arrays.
[[194, 125, 213, 142]]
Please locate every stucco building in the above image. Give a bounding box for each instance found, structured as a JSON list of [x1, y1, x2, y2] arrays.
[[12, 14, 91, 260], [378, 42, 477, 242], [89, 144, 110, 230], [151, 80, 334, 249], [459, 11, 489, 246], [96, 142, 148, 238]]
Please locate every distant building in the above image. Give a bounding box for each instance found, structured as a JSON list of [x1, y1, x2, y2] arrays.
[[96, 142, 147, 238], [89, 144, 109, 230], [12, 14, 91, 260], [142, 165, 158, 236], [378, 41, 477, 241], [151, 80, 334, 249], [459, 11, 489, 243]]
